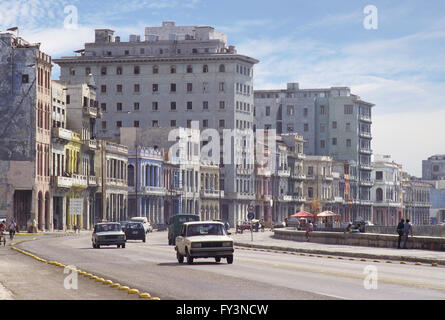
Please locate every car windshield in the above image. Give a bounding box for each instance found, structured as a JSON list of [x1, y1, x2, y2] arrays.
[[127, 223, 143, 229], [96, 224, 121, 232], [186, 224, 226, 237]]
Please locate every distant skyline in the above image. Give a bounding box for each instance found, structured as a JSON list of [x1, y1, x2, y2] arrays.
[[1, 0, 444, 177]]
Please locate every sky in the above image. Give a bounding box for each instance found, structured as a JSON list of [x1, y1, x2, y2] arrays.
[[1, 0, 444, 177]]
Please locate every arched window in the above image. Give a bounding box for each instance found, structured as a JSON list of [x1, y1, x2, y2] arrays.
[[219, 64, 225, 72]]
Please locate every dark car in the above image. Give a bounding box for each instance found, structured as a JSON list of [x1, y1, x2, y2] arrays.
[[124, 222, 146, 242], [155, 223, 168, 232], [119, 221, 131, 230], [92, 222, 126, 248]]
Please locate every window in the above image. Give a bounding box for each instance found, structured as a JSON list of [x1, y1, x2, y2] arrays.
[[266, 106, 270, 116], [117, 103, 122, 112], [203, 65, 209, 73], [346, 123, 351, 132], [332, 138, 337, 145], [219, 64, 225, 72], [170, 66, 176, 74], [320, 124, 325, 133], [187, 65, 193, 73], [219, 82, 225, 92], [304, 123, 309, 132], [152, 120, 159, 127], [171, 120, 176, 127], [170, 83, 176, 92], [140, 48, 145, 54], [116, 84, 123, 93], [101, 67, 107, 75], [308, 187, 314, 198], [187, 120, 192, 128], [320, 140, 325, 148], [171, 102, 177, 111], [287, 125, 293, 132], [134, 84, 140, 93], [203, 119, 208, 128], [152, 84, 158, 92], [376, 171, 383, 180], [85, 67, 91, 75], [101, 121, 107, 130], [332, 121, 337, 129], [70, 67, 75, 76], [152, 102, 158, 111], [346, 139, 352, 148], [308, 166, 314, 177], [134, 66, 140, 75], [433, 165, 440, 172], [101, 85, 106, 93], [187, 83, 193, 93], [303, 108, 308, 117], [116, 121, 122, 128], [66, 95, 70, 104], [134, 102, 139, 111], [203, 82, 208, 93], [124, 50, 129, 55], [134, 121, 139, 127], [219, 101, 225, 110], [203, 101, 209, 110], [344, 105, 353, 114], [287, 105, 294, 116], [187, 102, 193, 110], [320, 105, 326, 115], [116, 67, 122, 75], [22, 74, 29, 83], [153, 65, 159, 74], [219, 119, 225, 128]]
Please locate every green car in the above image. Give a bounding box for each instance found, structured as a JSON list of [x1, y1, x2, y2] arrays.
[[168, 214, 200, 245]]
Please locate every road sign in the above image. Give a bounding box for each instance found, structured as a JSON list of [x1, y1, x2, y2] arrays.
[[248, 205, 255, 213]]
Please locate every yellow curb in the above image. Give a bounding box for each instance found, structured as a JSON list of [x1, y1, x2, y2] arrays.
[[91, 276, 100, 281], [400, 261, 407, 264], [139, 293, 151, 299], [386, 261, 392, 263], [328, 256, 334, 259], [300, 253, 306, 256], [415, 262, 422, 265], [111, 283, 121, 288], [360, 259, 367, 262], [103, 280, 113, 285], [432, 263, 439, 267], [338, 257, 343, 260], [373, 260, 380, 263], [119, 286, 130, 291], [317, 255, 323, 258], [349, 258, 355, 261], [151, 297, 160, 300], [128, 289, 140, 295], [95, 278, 105, 283], [309, 254, 314, 257]]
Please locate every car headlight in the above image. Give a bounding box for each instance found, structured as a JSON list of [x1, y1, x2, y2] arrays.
[[191, 243, 202, 248], [222, 242, 233, 247]]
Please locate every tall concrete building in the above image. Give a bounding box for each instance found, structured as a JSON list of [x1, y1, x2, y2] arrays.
[[422, 155, 445, 181], [0, 33, 53, 231], [254, 83, 374, 222], [54, 22, 259, 227]]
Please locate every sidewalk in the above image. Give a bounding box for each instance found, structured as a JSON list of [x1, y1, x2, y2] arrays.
[[230, 229, 445, 265], [0, 234, 139, 300]]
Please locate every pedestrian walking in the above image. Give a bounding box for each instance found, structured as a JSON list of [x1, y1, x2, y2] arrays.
[[305, 220, 314, 241], [8, 220, 16, 240], [403, 219, 413, 249], [396, 219, 405, 249]]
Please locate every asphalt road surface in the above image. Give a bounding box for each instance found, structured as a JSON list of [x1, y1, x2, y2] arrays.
[[17, 231, 445, 300]]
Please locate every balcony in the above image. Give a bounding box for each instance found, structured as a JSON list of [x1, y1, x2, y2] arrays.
[[292, 195, 306, 202], [225, 192, 255, 200], [278, 195, 292, 202], [88, 176, 98, 186], [360, 163, 373, 171], [52, 127, 73, 141], [83, 106, 98, 118], [359, 131, 372, 139], [323, 175, 334, 181], [256, 167, 272, 177], [334, 196, 344, 203], [277, 169, 291, 177], [86, 140, 98, 150], [236, 168, 251, 175], [72, 174, 88, 188], [291, 173, 306, 180], [360, 180, 373, 187], [200, 189, 224, 199], [359, 114, 372, 123], [52, 176, 73, 189], [141, 186, 166, 196], [359, 148, 373, 155]]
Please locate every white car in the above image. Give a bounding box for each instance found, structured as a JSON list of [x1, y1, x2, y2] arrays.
[[175, 221, 234, 265], [130, 217, 152, 234]]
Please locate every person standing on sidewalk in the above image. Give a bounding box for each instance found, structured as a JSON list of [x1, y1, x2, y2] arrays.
[[8, 220, 16, 240], [305, 220, 314, 241], [403, 219, 413, 249], [396, 219, 405, 249]]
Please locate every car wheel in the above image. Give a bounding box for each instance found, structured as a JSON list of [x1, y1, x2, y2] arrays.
[[215, 257, 221, 263], [117, 244, 120, 248], [143, 237, 146, 243], [97, 244, 100, 249], [227, 256, 233, 264], [177, 252, 184, 264], [122, 244, 126, 248], [92, 242, 96, 248], [186, 249, 194, 265]]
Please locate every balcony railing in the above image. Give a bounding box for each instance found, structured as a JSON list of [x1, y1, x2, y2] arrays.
[[52, 127, 73, 141], [359, 114, 372, 123], [52, 176, 73, 189], [83, 106, 98, 118], [88, 176, 98, 186], [359, 148, 373, 155], [72, 174, 88, 188], [141, 186, 167, 195], [291, 173, 306, 180], [277, 169, 291, 177], [200, 189, 224, 198]]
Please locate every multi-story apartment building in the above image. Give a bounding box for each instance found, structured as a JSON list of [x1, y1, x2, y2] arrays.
[[371, 155, 403, 226], [0, 33, 53, 231], [402, 179, 432, 225], [422, 155, 445, 181], [128, 146, 166, 224], [199, 162, 222, 221], [54, 22, 259, 228], [254, 82, 374, 220]]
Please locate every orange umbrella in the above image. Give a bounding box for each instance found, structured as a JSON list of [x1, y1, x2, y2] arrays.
[[290, 211, 315, 219]]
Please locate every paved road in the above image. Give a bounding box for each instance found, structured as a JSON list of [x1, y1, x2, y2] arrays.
[[16, 231, 445, 300]]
